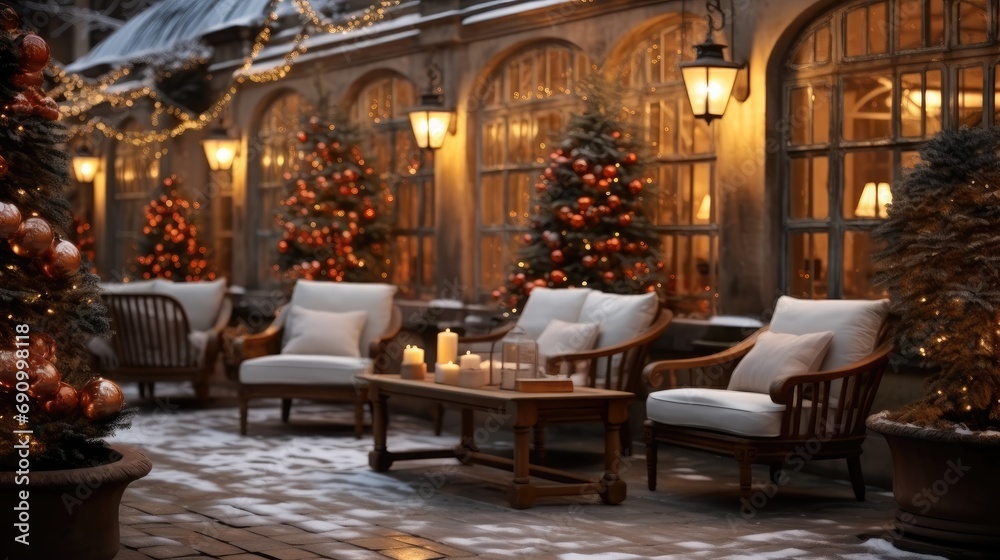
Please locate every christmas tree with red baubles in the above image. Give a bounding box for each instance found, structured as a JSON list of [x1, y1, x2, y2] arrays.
[[133, 174, 215, 281], [68, 213, 97, 270], [495, 82, 666, 312], [0, 5, 129, 469], [276, 114, 392, 282]]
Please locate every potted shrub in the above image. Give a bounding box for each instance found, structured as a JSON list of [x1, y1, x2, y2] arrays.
[[868, 125, 1000, 554], [0, 6, 150, 559]]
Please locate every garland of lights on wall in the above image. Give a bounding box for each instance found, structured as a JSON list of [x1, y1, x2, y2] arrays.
[[49, 0, 402, 146]]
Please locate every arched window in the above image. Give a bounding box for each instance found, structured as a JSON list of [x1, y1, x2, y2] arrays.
[[250, 92, 309, 289], [781, 0, 996, 299], [612, 14, 718, 316], [474, 42, 593, 297], [111, 120, 161, 277], [350, 75, 431, 299]]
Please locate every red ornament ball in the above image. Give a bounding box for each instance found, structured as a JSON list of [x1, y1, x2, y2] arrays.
[[572, 159, 589, 174], [0, 201, 20, 237], [570, 214, 586, 229], [28, 358, 61, 399], [491, 289, 502, 299], [297, 131, 308, 143], [618, 213, 633, 227], [343, 169, 359, 182], [594, 240, 607, 252], [0, 154, 8, 176], [625, 242, 638, 254], [558, 206, 573, 221], [363, 208, 376, 220], [606, 238, 622, 252], [577, 196, 593, 212], [581, 173, 597, 188], [1, 5, 19, 31], [550, 270, 566, 283], [602, 165, 617, 179], [10, 217, 54, 257], [34, 97, 60, 121], [629, 180, 643, 195], [17, 34, 50, 73], [607, 195, 622, 209], [625, 153, 638, 165], [582, 255, 597, 268], [533, 278, 547, 288], [29, 332, 56, 362], [512, 272, 526, 286], [551, 249, 565, 264], [597, 205, 611, 217], [535, 182, 548, 193], [611, 131, 621, 139], [43, 382, 79, 417], [78, 378, 124, 421], [603, 271, 617, 283], [43, 239, 82, 278], [521, 233, 532, 245]]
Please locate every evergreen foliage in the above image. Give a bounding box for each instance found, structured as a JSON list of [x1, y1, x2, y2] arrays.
[[495, 79, 666, 312], [133, 174, 214, 281], [873, 126, 1000, 430]]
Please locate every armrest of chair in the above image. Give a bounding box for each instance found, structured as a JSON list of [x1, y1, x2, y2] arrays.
[[233, 307, 287, 365], [212, 298, 234, 334], [458, 322, 516, 344], [368, 306, 404, 365], [769, 341, 893, 405], [642, 326, 767, 390]]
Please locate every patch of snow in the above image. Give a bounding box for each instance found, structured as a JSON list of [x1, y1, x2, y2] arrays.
[[738, 529, 824, 542], [675, 541, 716, 550], [854, 538, 948, 559], [462, 0, 573, 26]]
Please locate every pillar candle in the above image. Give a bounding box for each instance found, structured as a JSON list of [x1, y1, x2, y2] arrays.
[[437, 328, 458, 364], [438, 361, 460, 385], [459, 350, 481, 371], [402, 345, 424, 365]]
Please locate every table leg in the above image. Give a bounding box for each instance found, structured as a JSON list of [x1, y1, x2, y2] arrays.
[[507, 402, 537, 509], [457, 408, 477, 464], [599, 401, 628, 504], [368, 385, 394, 472]]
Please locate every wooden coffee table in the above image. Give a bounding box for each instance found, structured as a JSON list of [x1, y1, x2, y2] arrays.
[[358, 374, 633, 509]]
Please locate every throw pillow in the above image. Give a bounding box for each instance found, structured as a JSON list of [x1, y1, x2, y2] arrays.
[[289, 281, 396, 356], [516, 287, 593, 339], [536, 319, 600, 360], [727, 330, 835, 393], [282, 306, 368, 358]]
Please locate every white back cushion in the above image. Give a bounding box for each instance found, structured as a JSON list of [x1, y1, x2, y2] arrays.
[[515, 287, 592, 339], [99, 279, 162, 294], [282, 306, 367, 357], [155, 279, 227, 331], [769, 296, 889, 370], [727, 330, 834, 393], [289, 281, 396, 356], [579, 291, 658, 349]]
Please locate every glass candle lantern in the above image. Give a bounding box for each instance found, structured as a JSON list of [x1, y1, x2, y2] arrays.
[[498, 327, 538, 390]]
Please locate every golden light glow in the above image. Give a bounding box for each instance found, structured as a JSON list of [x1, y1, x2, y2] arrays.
[[71, 155, 100, 183], [201, 136, 240, 171], [409, 109, 453, 150], [855, 182, 892, 218]]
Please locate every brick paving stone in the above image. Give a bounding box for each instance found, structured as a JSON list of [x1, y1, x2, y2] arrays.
[[186, 537, 245, 556], [347, 537, 412, 551], [113, 550, 156, 560], [120, 525, 150, 538], [131, 502, 192, 515], [232, 537, 297, 552], [258, 548, 323, 560], [247, 524, 309, 536], [301, 543, 388, 559], [122, 536, 183, 549], [390, 536, 437, 547], [138, 544, 200, 559], [214, 555, 269, 560], [365, 527, 407, 537], [143, 526, 200, 538], [421, 543, 475, 558], [272, 531, 341, 545], [378, 547, 445, 560]]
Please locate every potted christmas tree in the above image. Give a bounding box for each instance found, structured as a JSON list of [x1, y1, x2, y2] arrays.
[[867, 126, 1000, 554], [0, 6, 150, 559]]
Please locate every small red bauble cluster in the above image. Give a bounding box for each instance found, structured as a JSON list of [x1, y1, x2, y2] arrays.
[[0, 334, 124, 422], [2, 8, 59, 121], [0, 201, 82, 279]]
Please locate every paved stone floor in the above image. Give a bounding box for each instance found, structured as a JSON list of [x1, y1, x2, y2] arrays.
[[109, 383, 944, 560]]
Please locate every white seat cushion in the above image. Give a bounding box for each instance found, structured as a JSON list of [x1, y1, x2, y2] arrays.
[[647, 388, 793, 438], [515, 287, 592, 339], [239, 354, 373, 385], [289, 281, 396, 356], [769, 296, 889, 371], [155, 279, 227, 331], [282, 306, 367, 357], [727, 330, 834, 393]]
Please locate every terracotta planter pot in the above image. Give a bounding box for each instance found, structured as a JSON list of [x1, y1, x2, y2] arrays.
[[0, 445, 152, 560], [867, 412, 1000, 556]]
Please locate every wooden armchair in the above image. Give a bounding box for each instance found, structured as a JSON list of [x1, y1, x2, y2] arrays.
[[100, 292, 232, 405], [233, 281, 402, 437], [643, 296, 892, 501]]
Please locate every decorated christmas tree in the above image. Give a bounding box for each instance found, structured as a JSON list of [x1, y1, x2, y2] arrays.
[[133, 174, 215, 281], [494, 82, 666, 312], [68, 214, 96, 270], [873, 126, 1000, 430], [0, 6, 128, 469], [276, 114, 392, 282]]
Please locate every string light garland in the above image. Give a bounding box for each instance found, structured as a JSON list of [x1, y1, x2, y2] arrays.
[[50, 0, 402, 146]]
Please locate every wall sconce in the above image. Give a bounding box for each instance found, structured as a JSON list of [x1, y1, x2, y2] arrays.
[[71, 145, 100, 183], [680, 0, 747, 123], [855, 182, 892, 218], [201, 128, 239, 171], [408, 63, 454, 150]]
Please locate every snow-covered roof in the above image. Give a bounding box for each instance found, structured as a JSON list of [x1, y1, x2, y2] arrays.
[[66, 0, 273, 73]]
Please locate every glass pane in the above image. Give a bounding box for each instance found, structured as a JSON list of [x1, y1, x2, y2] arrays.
[[897, 0, 923, 50], [789, 156, 829, 219], [788, 231, 829, 299], [421, 177, 435, 228], [481, 174, 503, 226], [790, 87, 811, 144], [845, 7, 866, 57], [815, 24, 831, 63], [901, 150, 922, 170], [480, 235, 503, 294], [653, 165, 677, 225], [421, 236, 434, 288], [396, 181, 416, 229], [900, 72, 924, 137], [792, 34, 815, 66], [928, 0, 945, 45], [868, 2, 888, 54], [506, 173, 531, 226], [957, 0, 988, 45], [842, 75, 892, 140], [958, 65, 985, 127], [844, 230, 887, 298], [843, 150, 893, 219]]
